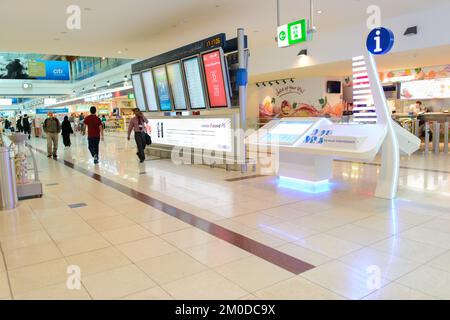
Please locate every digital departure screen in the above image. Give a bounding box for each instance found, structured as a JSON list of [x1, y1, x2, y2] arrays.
[[202, 50, 229, 108], [183, 56, 207, 109], [131, 74, 147, 112], [167, 62, 188, 110], [141, 70, 158, 112], [153, 66, 172, 111]]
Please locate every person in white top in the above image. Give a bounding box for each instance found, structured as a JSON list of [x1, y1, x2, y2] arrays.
[[408, 101, 423, 114]]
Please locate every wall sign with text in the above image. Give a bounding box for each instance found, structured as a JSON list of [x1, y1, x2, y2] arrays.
[[277, 19, 307, 48]]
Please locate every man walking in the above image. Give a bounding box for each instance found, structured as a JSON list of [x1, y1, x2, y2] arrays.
[[43, 112, 61, 159], [83, 106, 103, 164]]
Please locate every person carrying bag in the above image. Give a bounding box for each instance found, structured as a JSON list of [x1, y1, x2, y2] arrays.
[[127, 108, 150, 163]]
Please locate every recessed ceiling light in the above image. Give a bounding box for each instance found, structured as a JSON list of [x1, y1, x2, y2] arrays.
[[84, 7, 92, 11], [117, 50, 122, 54], [317, 10, 323, 14]]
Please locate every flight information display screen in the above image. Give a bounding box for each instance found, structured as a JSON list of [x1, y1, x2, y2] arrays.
[[153, 66, 172, 111], [183, 56, 207, 109], [167, 62, 188, 110], [141, 70, 158, 111], [202, 50, 229, 108], [131, 74, 147, 111]]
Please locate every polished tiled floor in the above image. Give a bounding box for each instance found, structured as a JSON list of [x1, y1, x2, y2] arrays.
[[0, 134, 449, 300]]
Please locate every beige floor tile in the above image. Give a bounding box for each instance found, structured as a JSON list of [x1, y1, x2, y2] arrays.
[[295, 234, 362, 259], [427, 251, 450, 273], [326, 224, 390, 246], [82, 264, 156, 300], [231, 213, 284, 229], [339, 248, 421, 281], [46, 222, 97, 242], [137, 251, 207, 285], [241, 229, 287, 247], [162, 270, 248, 300], [370, 237, 447, 264], [239, 294, 259, 300], [120, 286, 173, 300], [0, 272, 10, 299], [291, 214, 348, 232], [255, 276, 345, 300], [117, 237, 178, 262], [261, 222, 320, 242], [215, 256, 295, 292], [259, 206, 312, 221], [86, 215, 136, 232], [75, 205, 121, 220], [400, 227, 450, 249], [421, 218, 450, 234], [66, 247, 131, 276], [4, 242, 63, 270], [141, 217, 190, 235], [363, 283, 436, 300], [301, 260, 388, 300], [183, 240, 250, 268], [14, 282, 91, 300], [214, 219, 253, 234], [0, 252, 4, 272], [101, 225, 153, 245], [56, 233, 110, 256], [0, 230, 53, 251], [161, 228, 216, 249], [275, 243, 332, 266], [353, 216, 417, 235], [396, 265, 450, 299], [122, 209, 166, 224], [8, 259, 69, 295], [0, 219, 44, 237]]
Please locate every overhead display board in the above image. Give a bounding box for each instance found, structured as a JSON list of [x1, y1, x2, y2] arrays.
[[167, 62, 188, 110], [153, 66, 172, 111], [202, 49, 230, 108], [147, 117, 233, 152], [182, 56, 207, 109], [400, 78, 450, 100], [131, 73, 147, 111], [142, 70, 159, 112]]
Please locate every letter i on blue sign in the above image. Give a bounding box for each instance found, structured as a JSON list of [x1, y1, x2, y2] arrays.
[[367, 27, 395, 55]]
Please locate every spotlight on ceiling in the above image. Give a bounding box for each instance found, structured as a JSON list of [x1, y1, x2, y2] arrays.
[[290, 79, 295, 83], [298, 49, 308, 57], [404, 26, 418, 36], [107, 80, 111, 87], [269, 82, 273, 86], [283, 80, 287, 84], [262, 82, 266, 87], [256, 83, 260, 87], [276, 81, 280, 85]]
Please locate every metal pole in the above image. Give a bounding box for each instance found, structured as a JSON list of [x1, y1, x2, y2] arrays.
[[238, 28, 247, 172], [276, 0, 280, 27], [433, 121, 440, 154], [414, 119, 419, 137], [424, 122, 430, 154], [444, 121, 449, 154]]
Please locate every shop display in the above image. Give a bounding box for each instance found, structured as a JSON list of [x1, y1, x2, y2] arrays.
[[400, 78, 450, 100], [153, 66, 172, 111], [202, 50, 229, 108], [142, 70, 159, 111], [147, 117, 233, 152], [183, 56, 207, 109], [167, 62, 188, 110], [131, 73, 147, 111]]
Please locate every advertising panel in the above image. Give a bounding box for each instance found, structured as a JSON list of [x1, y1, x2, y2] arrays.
[[202, 50, 229, 108], [147, 117, 233, 152], [167, 62, 188, 110], [141, 70, 158, 111], [182, 56, 207, 109], [131, 73, 147, 111], [0, 57, 70, 80], [153, 66, 172, 111], [400, 78, 450, 100]]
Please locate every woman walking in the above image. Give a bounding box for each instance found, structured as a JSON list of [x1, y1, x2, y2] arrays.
[[127, 108, 148, 163], [61, 116, 74, 147]]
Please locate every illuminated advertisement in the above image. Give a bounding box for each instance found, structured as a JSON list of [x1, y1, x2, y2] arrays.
[[153, 66, 172, 111], [142, 70, 158, 111], [202, 50, 229, 108], [147, 118, 233, 152], [400, 78, 450, 100], [131, 73, 147, 111], [167, 62, 188, 110], [183, 56, 207, 109]]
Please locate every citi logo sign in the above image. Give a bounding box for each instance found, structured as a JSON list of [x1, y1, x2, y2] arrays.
[[53, 69, 64, 75]]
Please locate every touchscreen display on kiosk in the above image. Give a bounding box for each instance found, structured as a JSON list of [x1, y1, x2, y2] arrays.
[[202, 50, 229, 108], [131, 74, 147, 111], [141, 70, 158, 112], [183, 56, 207, 109], [153, 66, 172, 111], [167, 62, 188, 110]]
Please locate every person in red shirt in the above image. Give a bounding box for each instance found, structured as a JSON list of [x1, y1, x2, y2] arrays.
[[82, 106, 104, 164]]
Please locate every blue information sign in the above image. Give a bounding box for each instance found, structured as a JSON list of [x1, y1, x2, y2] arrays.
[[36, 108, 69, 114], [366, 27, 395, 55]]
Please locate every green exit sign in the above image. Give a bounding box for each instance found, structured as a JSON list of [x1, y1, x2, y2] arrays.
[[128, 93, 135, 99], [277, 19, 307, 48]]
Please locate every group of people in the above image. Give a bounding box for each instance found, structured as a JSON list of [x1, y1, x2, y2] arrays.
[[44, 107, 148, 164], [1, 115, 32, 138]]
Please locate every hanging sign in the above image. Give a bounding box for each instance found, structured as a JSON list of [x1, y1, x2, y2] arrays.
[[277, 19, 307, 48]]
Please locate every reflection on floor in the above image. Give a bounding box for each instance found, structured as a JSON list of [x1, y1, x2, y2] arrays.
[[0, 134, 449, 300]]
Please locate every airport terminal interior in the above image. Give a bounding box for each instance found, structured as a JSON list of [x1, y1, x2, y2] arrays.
[[0, 0, 450, 301]]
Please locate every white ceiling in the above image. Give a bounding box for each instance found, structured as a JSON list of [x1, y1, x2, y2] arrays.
[[0, 0, 448, 77]]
